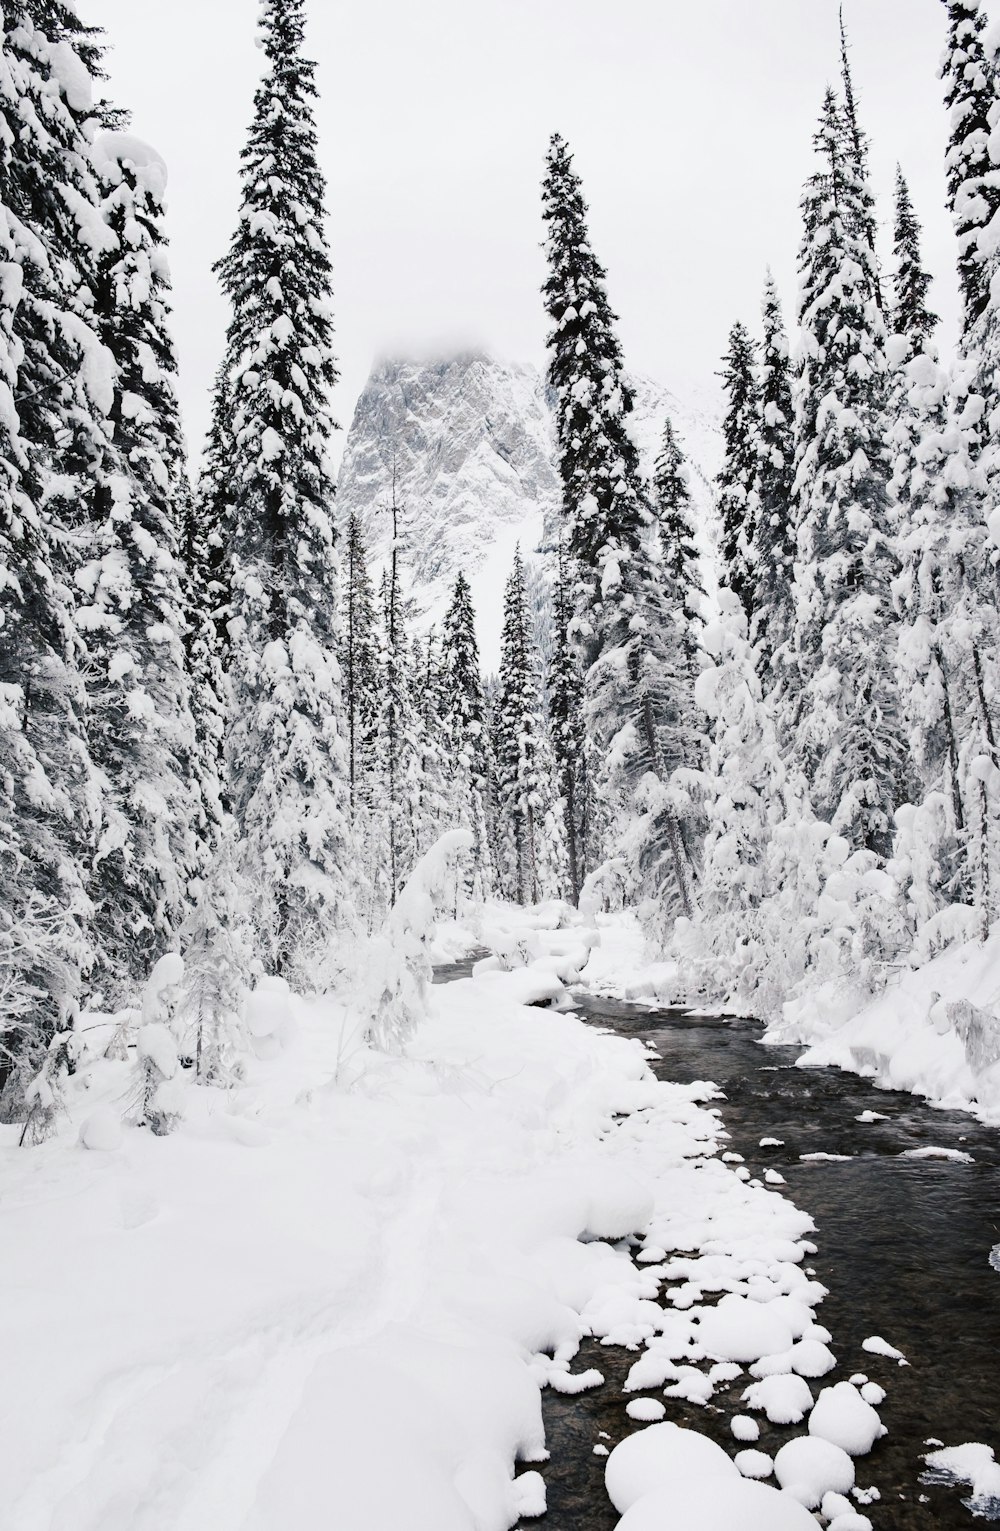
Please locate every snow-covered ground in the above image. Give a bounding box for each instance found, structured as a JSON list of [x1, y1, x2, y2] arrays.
[[1, 904, 894, 1531]]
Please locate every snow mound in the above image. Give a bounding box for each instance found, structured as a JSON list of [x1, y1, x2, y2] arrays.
[[861, 1334, 907, 1365], [731, 1415, 760, 1442], [626, 1398, 666, 1422], [735, 1449, 773, 1479], [614, 1476, 818, 1530], [808, 1382, 884, 1455], [78, 1106, 123, 1152], [605, 1422, 738, 1513], [774, 1435, 855, 1507], [696, 1293, 794, 1363], [741, 1372, 813, 1425]]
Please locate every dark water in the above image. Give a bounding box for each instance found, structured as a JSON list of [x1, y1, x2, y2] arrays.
[[513, 996, 1000, 1530]]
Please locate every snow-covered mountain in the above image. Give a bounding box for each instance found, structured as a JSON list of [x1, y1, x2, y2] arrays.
[[336, 351, 723, 669]]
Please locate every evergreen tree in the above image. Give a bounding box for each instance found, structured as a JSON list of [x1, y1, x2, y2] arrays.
[[891, 167, 938, 350], [651, 414, 702, 680], [214, 0, 352, 968], [84, 132, 199, 996], [789, 88, 908, 861], [341, 511, 379, 811], [839, 9, 883, 309], [716, 322, 760, 621], [547, 541, 585, 903], [0, 4, 119, 1103], [940, 0, 1000, 336], [540, 134, 699, 912], [441, 571, 493, 899], [753, 272, 796, 676], [495, 548, 565, 904]]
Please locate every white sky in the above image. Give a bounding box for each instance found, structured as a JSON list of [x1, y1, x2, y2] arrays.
[[79, 0, 972, 463]]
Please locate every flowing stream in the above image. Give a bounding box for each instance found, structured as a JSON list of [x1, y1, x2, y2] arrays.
[[504, 992, 1000, 1529]]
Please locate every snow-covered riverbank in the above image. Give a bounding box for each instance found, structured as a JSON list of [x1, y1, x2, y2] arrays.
[[1, 908, 881, 1531]]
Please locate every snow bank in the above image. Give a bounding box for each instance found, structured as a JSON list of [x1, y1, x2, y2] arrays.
[[765, 928, 1000, 1122]]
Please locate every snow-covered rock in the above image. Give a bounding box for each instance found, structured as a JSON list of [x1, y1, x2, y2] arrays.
[[605, 1422, 738, 1513], [808, 1382, 884, 1455]]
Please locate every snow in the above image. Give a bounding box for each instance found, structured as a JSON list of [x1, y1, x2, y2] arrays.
[[604, 1422, 739, 1513], [768, 927, 1000, 1123], [731, 1415, 761, 1442], [735, 1449, 774, 1479], [861, 1335, 908, 1365], [808, 1382, 885, 1455], [923, 1442, 1000, 1517], [741, 1372, 814, 1425], [773, 1435, 855, 1506], [696, 1292, 795, 1363], [613, 1476, 818, 1530], [1, 903, 850, 1531], [78, 1105, 123, 1151]]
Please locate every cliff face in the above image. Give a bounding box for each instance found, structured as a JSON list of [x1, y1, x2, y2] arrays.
[[337, 351, 722, 667]]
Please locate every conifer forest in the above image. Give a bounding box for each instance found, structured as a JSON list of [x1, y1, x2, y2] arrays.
[[3, 3, 1000, 1528]]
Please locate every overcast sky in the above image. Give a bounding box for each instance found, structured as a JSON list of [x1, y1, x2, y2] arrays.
[[79, 0, 970, 463]]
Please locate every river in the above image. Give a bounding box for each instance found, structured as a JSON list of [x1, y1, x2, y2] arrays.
[[510, 993, 1000, 1529]]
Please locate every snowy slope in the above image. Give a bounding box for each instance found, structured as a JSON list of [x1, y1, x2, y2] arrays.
[[336, 352, 723, 669]]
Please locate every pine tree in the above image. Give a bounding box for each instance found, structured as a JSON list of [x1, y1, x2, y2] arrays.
[[495, 548, 566, 904], [441, 571, 493, 899], [0, 4, 120, 1104], [716, 323, 761, 621], [540, 135, 699, 912], [214, 0, 352, 968], [753, 272, 796, 678], [547, 541, 585, 903], [84, 131, 199, 995], [651, 415, 702, 680], [839, 9, 884, 309], [341, 511, 379, 811], [789, 88, 908, 861], [940, 0, 1000, 337], [891, 167, 938, 350]]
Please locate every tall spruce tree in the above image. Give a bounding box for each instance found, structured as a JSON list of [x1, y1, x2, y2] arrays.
[[495, 548, 566, 905], [341, 511, 379, 812], [541, 134, 699, 912], [0, 4, 121, 1107], [547, 540, 585, 903], [651, 415, 702, 681], [789, 87, 908, 860], [940, 0, 1000, 337], [839, 9, 884, 309], [753, 272, 796, 677], [716, 322, 761, 621], [441, 571, 493, 899], [84, 132, 198, 996], [891, 167, 938, 350], [214, 0, 352, 967]]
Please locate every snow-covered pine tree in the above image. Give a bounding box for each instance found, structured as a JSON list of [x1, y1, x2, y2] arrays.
[[495, 548, 566, 905], [441, 571, 493, 900], [547, 540, 585, 903], [789, 87, 909, 864], [0, 4, 123, 1108], [716, 322, 761, 621], [409, 628, 451, 862], [372, 524, 420, 909], [540, 135, 699, 914], [83, 131, 199, 996], [753, 272, 796, 679], [341, 511, 379, 812], [839, 9, 884, 310], [940, 0, 1000, 337], [214, 0, 352, 968], [651, 414, 702, 682], [891, 167, 938, 351]]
